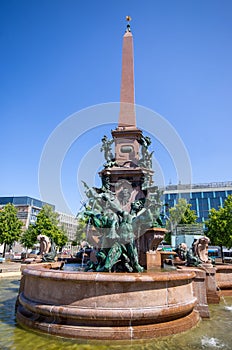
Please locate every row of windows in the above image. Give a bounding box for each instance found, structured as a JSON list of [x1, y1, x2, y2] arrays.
[[165, 198, 222, 211], [17, 212, 28, 219], [167, 190, 232, 201]]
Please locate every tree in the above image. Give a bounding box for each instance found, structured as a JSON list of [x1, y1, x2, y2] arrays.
[[74, 216, 87, 245], [164, 198, 197, 245], [20, 224, 37, 250], [206, 195, 232, 262], [42, 204, 60, 225], [21, 205, 68, 250], [166, 198, 197, 231], [0, 203, 23, 257]]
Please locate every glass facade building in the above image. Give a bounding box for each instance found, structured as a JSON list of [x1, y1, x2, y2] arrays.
[[164, 181, 232, 223], [0, 196, 55, 229]]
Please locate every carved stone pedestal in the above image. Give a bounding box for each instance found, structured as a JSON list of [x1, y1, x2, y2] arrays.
[[137, 227, 167, 268], [177, 266, 210, 318], [146, 251, 161, 270], [201, 263, 220, 304]]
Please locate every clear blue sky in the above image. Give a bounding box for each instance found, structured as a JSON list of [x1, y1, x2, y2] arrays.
[[1, 0, 232, 214]]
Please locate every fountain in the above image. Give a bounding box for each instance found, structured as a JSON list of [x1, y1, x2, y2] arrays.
[[14, 17, 231, 341], [0, 278, 231, 349]]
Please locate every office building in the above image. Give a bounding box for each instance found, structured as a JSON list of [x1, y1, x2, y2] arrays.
[[164, 181, 232, 223]]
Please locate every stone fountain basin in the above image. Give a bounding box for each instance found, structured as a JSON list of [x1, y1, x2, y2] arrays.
[[16, 263, 199, 340]]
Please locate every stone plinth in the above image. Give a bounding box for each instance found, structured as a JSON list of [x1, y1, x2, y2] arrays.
[[178, 266, 210, 318], [146, 251, 177, 270], [201, 263, 220, 304], [137, 227, 167, 267], [146, 251, 161, 269], [111, 128, 142, 166], [16, 264, 199, 340]]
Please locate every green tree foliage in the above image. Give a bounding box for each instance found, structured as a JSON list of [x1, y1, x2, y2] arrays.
[[0, 203, 23, 257], [42, 205, 60, 225], [165, 198, 197, 244], [206, 195, 232, 250], [166, 198, 197, 232], [21, 205, 68, 249], [20, 224, 37, 249], [74, 215, 88, 245]]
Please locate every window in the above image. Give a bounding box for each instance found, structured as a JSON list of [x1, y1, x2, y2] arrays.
[[209, 198, 221, 209], [191, 192, 202, 199], [202, 191, 214, 198], [189, 199, 197, 211], [178, 193, 190, 200], [13, 197, 28, 205], [215, 191, 226, 198], [198, 198, 209, 212], [0, 197, 14, 205]]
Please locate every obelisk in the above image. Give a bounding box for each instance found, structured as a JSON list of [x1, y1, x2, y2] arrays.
[[112, 16, 142, 166], [118, 17, 136, 128]]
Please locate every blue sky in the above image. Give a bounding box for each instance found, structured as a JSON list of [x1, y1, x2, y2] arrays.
[[1, 0, 232, 214]]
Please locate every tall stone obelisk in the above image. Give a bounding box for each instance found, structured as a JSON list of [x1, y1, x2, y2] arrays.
[[112, 17, 142, 168], [118, 19, 136, 128], [99, 17, 154, 200]]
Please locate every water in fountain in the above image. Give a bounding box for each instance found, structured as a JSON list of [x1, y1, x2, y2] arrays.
[[201, 336, 224, 348], [219, 291, 232, 311], [81, 246, 86, 267], [63, 263, 85, 271]]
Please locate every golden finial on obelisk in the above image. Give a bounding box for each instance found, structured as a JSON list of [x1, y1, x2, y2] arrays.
[[125, 15, 132, 32]]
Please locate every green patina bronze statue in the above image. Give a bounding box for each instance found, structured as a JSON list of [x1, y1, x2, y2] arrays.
[[81, 182, 164, 273], [83, 193, 144, 272]]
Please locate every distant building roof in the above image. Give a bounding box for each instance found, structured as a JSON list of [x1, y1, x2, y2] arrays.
[[164, 181, 232, 193], [0, 196, 55, 210]]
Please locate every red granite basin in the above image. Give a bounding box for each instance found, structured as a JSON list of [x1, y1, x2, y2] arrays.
[[16, 263, 199, 340]]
